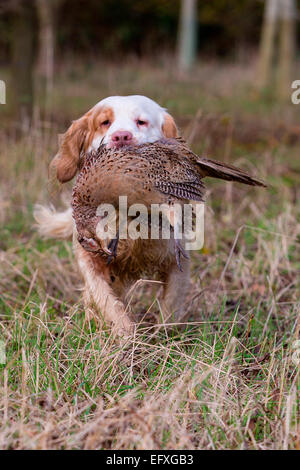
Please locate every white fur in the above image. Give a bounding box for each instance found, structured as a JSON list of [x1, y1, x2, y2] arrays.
[[88, 95, 167, 151], [33, 205, 74, 239]]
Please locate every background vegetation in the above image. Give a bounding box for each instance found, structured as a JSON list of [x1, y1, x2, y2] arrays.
[[0, 0, 299, 450]]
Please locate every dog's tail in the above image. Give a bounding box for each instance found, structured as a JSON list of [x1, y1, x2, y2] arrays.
[[33, 205, 74, 239]]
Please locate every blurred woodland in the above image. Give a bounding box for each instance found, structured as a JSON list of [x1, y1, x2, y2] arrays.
[[0, 1, 299, 450], [0, 0, 299, 123]]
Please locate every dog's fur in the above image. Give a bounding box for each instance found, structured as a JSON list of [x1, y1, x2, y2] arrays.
[[35, 96, 190, 336]]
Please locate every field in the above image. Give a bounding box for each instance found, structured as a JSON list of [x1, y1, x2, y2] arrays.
[[0, 58, 299, 450]]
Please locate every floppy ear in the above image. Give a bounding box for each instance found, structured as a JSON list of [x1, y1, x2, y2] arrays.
[[162, 113, 178, 138], [50, 117, 88, 183]]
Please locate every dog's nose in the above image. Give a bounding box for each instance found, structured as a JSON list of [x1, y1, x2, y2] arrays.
[[110, 131, 133, 147]]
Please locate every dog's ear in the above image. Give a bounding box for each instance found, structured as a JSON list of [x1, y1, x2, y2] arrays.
[[162, 113, 178, 138], [50, 116, 88, 183]]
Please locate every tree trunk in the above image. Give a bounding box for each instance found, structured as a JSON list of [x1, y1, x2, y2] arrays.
[[277, 0, 297, 100], [257, 0, 280, 89], [178, 0, 197, 72], [11, 0, 35, 124], [35, 0, 58, 118]]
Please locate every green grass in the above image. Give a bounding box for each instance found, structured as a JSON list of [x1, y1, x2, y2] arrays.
[[1, 302, 298, 449], [0, 58, 299, 449]]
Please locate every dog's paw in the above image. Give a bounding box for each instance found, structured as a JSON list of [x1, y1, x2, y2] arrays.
[[112, 316, 135, 342]]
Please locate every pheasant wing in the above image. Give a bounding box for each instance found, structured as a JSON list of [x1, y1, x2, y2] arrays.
[[159, 138, 266, 187], [154, 180, 205, 201]]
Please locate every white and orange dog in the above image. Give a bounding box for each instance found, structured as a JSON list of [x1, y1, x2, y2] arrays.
[[35, 95, 189, 336]]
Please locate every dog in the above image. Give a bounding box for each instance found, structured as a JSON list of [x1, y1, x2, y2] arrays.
[[34, 95, 190, 336]]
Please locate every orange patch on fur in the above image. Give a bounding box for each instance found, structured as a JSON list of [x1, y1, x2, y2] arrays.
[[162, 113, 178, 138], [52, 106, 115, 183], [85, 106, 115, 149]]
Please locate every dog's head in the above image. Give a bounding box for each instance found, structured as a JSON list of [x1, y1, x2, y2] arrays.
[[52, 95, 178, 183]]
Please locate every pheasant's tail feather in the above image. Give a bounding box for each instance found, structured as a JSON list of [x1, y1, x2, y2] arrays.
[[195, 157, 267, 187], [166, 138, 266, 187]]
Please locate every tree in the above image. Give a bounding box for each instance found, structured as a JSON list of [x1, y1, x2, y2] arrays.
[[257, 0, 280, 89], [35, 0, 62, 118], [178, 0, 197, 71], [257, 0, 297, 100], [11, 0, 36, 123], [277, 0, 297, 100]]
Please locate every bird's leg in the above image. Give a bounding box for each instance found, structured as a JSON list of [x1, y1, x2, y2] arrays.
[[161, 204, 189, 272], [173, 219, 189, 272], [174, 237, 189, 272], [107, 230, 120, 265]]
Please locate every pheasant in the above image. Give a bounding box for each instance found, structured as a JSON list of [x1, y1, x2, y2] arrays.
[[72, 137, 266, 269]]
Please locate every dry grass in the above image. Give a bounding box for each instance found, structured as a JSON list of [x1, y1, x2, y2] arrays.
[[0, 59, 299, 449]]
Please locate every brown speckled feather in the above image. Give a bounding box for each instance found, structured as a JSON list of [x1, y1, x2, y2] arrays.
[[72, 137, 266, 247]]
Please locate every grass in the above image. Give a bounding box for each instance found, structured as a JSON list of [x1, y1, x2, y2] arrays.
[[0, 57, 299, 449]]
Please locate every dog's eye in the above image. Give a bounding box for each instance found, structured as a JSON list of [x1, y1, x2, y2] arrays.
[[136, 119, 148, 126], [101, 120, 110, 126]]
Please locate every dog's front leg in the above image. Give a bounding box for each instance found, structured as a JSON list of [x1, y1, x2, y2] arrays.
[[74, 238, 134, 337], [160, 256, 190, 326]]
